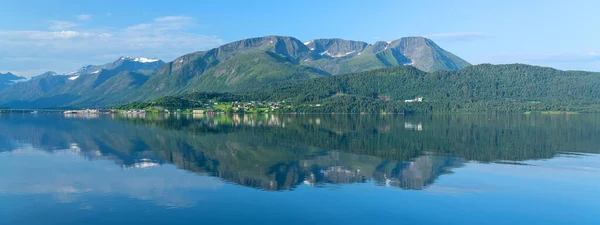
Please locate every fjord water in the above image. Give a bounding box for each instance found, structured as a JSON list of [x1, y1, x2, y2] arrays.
[[1, 114, 599, 225]]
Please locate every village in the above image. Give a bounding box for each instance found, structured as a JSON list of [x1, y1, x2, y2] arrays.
[[63, 100, 295, 115], [60, 97, 429, 116], [197, 100, 293, 114]]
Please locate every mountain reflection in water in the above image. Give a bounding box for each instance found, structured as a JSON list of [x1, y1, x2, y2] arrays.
[[1, 113, 599, 191]]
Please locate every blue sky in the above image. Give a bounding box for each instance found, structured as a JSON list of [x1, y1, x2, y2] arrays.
[[1, 0, 599, 77]]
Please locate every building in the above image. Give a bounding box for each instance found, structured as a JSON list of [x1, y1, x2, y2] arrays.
[[404, 96, 424, 103]]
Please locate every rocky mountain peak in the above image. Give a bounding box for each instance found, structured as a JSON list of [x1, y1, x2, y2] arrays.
[[306, 38, 369, 58]]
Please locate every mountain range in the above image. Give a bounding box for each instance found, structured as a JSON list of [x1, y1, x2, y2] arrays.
[[0, 72, 27, 91], [134, 36, 470, 100], [0, 36, 470, 108], [0, 57, 165, 108]]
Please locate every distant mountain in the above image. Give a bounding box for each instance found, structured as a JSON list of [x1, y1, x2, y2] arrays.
[[0, 72, 27, 91], [0, 57, 165, 108], [65, 56, 164, 78], [0, 35, 470, 108], [0, 72, 70, 108]]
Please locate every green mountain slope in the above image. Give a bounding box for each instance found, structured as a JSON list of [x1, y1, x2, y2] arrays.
[[69, 71, 151, 107], [132, 36, 328, 101], [133, 36, 469, 101]]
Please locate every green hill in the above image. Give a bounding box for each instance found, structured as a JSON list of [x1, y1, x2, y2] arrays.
[[122, 64, 600, 113]]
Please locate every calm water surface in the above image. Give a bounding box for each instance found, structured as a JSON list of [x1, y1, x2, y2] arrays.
[[0, 113, 599, 225]]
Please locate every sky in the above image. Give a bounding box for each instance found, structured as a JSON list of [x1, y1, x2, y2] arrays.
[[0, 0, 599, 77]]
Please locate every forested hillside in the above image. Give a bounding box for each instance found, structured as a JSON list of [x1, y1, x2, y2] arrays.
[[117, 64, 600, 113]]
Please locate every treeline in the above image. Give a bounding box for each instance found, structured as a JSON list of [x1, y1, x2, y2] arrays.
[[115, 64, 600, 113], [113, 92, 241, 110]]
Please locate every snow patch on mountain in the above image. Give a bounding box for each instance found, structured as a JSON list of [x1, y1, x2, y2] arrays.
[[9, 78, 28, 83], [133, 57, 160, 63], [321, 50, 356, 58], [121, 56, 160, 63], [68, 76, 79, 80]]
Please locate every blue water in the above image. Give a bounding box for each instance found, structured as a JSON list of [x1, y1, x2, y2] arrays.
[[0, 114, 599, 225]]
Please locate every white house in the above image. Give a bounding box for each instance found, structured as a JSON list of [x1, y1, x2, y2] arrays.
[[405, 96, 423, 103]]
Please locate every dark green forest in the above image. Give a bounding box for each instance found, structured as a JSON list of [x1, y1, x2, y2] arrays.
[[116, 64, 600, 113]]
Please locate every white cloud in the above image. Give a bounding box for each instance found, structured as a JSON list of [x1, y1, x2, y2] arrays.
[[125, 16, 198, 33], [0, 30, 111, 40], [424, 32, 491, 41], [525, 52, 600, 63], [0, 16, 224, 77], [471, 51, 600, 72], [154, 16, 192, 23], [76, 14, 92, 21], [48, 20, 79, 30]]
